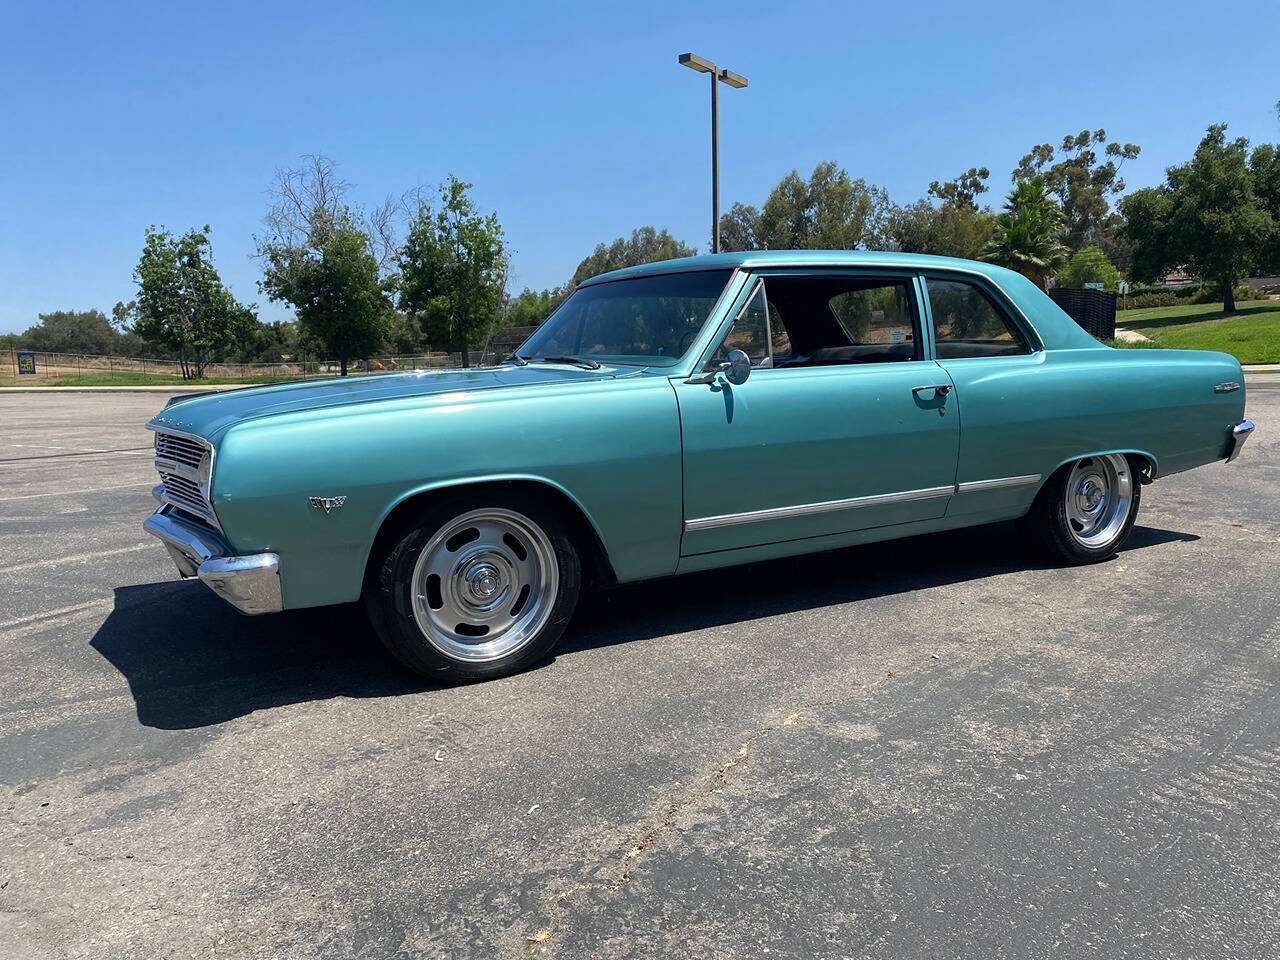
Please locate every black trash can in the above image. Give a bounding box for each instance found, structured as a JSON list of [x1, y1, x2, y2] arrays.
[[1049, 288, 1117, 340]]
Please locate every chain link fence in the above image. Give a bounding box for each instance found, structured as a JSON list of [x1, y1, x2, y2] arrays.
[[2, 327, 538, 386]]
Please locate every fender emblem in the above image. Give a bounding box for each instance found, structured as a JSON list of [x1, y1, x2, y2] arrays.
[[309, 496, 347, 514], [1214, 382, 1240, 393]]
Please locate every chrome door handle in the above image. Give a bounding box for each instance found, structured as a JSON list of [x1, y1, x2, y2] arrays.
[[912, 384, 951, 397]]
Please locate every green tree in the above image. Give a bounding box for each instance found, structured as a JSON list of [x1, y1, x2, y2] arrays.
[[506, 287, 561, 327], [718, 203, 761, 252], [890, 199, 995, 260], [982, 177, 1069, 290], [110, 300, 137, 332], [569, 227, 695, 287], [719, 162, 893, 252], [381, 311, 423, 356], [1057, 246, 1121, 291], [1120, 124, 1274, 311], [133, 226, 258, 378], [19, 309, 125, 355], [228, 320, 301, 363], [398, 175, 508, 368], [772, 162, 891, 250], [1015, 129, 1140, 250], [257, 157, 395, 375], [928, 167, 990, 209], [1249, 141, 1280, 271], [888, 166, 995, 260], [259, 216, 393, 375]]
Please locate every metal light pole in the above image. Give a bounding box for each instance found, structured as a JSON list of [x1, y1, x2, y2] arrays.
[[678, 53, 748, 254]]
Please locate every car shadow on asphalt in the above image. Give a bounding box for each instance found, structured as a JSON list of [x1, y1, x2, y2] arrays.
[[92, 522, 1197, 730]]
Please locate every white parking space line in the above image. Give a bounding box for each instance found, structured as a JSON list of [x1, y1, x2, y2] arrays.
[[0, 542, 154, 575], [1, 598, 116, 642], [0, 447, 152, 463], [0, 482, 153, 502]]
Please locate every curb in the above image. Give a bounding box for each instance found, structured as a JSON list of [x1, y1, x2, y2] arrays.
[[0, 384, 248, 394], [4, 366, 1278, 395]]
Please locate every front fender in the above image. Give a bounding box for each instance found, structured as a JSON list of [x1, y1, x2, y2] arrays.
[[362, 472, 615, 582], [209, 375, 683, 609]]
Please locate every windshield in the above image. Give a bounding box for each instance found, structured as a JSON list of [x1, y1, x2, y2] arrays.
[[516, 269, 734, 368]]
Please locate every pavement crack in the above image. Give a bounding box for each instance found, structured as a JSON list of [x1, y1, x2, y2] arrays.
[[524, 670, 899, 952]]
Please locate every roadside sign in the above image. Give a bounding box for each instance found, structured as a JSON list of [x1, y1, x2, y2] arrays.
[[17, 351, 36, 375], [1119, 281, 1129, 295], [1084, 282, 1104, 291]]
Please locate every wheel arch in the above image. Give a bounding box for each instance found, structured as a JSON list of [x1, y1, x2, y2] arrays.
[[1040, 448, 1158, 493], [363, 475, 618, 592]]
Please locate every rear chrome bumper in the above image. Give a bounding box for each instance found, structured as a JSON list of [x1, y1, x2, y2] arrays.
[[143, 506, 282, 615], [1226, 419, 1255, 464]]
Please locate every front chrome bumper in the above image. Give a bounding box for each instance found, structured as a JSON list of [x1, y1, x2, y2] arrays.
[[143, 506, 282, 615], [1226, 419, 1255, 464]]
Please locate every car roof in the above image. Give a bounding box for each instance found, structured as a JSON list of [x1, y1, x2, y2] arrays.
[[577, 249, 1021, 287]]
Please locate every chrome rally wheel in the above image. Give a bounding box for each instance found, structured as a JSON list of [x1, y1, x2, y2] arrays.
[[1063, 454, 1134, 549], [1017, 453, 1142, 565], [364, 490, 581, 681], [410, 508, 558, 663]]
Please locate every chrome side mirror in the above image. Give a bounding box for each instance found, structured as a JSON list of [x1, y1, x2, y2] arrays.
[[723, 349, 751, 385], [685, 348, 753, 386]]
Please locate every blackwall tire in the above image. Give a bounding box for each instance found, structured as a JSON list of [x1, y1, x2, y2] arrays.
[[364, 490, 581, 682], [1017, 454, 1141, 565]]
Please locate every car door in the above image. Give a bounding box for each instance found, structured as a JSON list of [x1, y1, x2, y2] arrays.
[[921, 273, 1048, 521], [675, 272, 960, 556]]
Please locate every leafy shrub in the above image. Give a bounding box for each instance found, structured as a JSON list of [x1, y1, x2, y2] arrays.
[[1057, 247, 1120, 291], [1191, 283, 1259, 305], [1121, 283, 1261, 309], [1122, 291, 1179, 308]]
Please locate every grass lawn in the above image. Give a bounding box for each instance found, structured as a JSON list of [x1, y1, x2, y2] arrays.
[[1112, 300, 1280, 364]]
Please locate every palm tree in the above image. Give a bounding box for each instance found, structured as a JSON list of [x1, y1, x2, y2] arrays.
[[982, 177, 1068, 289]]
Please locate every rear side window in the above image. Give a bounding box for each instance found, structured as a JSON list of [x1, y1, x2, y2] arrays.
[[926, 278, 1030, 359]]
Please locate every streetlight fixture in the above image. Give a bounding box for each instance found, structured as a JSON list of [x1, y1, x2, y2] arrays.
[[678, 52, 748, 254]]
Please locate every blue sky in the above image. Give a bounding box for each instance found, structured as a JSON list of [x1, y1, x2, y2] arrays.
[[3, 0, 1278, 333]]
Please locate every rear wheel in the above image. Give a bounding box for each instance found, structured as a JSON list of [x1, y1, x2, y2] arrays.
[[364, 491, 581, 681], [1017, 454, 1141, 564]]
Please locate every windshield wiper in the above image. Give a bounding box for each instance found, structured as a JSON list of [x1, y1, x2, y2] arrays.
[[532, 355, 602, 370], [500, 353, 530, 366]]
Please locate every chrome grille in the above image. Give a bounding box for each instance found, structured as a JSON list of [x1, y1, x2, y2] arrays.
[[153, 430, 219, 528], [155, 432, 206, 470], [158, 471, 206, 511]]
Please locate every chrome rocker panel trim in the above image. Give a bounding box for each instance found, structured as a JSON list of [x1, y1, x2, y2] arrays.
[[143, 506, 282, 615], [1226, 419, 1254, 464], [684, 485, 956, 533], [955, 474, 1042, 494], [683, 474, 1044, 533]]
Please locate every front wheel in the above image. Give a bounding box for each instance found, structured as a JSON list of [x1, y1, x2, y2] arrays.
[[364, 491, 581, 681], [1017, 454, 1141, 564]]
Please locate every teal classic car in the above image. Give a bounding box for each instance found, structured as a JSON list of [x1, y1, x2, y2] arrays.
[[144, 251, 1254, 681]]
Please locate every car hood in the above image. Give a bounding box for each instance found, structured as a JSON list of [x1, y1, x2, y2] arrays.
[[148, 365, 642, 440]]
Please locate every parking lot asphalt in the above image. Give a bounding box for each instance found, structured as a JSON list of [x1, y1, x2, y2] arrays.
[[2, 383, 1277, 960]]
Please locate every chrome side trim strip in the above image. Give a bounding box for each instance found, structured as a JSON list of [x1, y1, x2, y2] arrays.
[[683, 485, 955, 533], [955, 474, 1042, 494], [683, 474, 1047, 533]]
